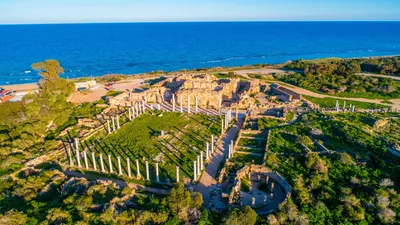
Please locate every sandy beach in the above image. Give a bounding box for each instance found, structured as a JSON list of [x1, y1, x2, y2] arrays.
[[0, 83, 40, 92]]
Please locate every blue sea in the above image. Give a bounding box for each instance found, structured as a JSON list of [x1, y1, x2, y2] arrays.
[[0, 22, 400, 85]]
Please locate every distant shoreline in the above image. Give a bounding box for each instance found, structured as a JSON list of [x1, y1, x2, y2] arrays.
[[1, 55, 399, 90]]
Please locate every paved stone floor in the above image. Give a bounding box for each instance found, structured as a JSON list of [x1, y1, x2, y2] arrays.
[[193, 116, 245, 205]]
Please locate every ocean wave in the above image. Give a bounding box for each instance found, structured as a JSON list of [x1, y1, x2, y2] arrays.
[[24, 70, 31, 74]]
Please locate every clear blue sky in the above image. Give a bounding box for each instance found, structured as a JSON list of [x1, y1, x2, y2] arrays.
[[1, 0, 400, 24]]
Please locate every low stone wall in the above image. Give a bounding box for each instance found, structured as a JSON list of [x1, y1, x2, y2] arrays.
[[315, 141, 330, 154], [262, 130, 271, 165]]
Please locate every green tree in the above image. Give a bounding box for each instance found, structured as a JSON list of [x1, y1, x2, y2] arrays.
[[223, 206, 257, 225], [0, 210, 28, 225]]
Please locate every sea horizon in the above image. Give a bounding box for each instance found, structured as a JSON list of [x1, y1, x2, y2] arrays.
[[2, 20, 400, 25], [1, 21, 400, 85]]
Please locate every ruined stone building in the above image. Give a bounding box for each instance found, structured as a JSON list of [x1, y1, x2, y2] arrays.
[[270, 83, 301, 102], [106, 73, 262, 109]]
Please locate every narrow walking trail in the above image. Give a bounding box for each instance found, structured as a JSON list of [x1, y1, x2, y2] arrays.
[[193, 117, 244, 205]]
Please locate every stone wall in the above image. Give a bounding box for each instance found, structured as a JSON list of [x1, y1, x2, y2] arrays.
[[262, 129, 271, 165]]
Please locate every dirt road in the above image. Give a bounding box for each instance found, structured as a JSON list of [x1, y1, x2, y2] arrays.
[[356, 73, 400, 81]]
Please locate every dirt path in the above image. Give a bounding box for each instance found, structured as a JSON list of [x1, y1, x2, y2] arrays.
[[356, 73, 400, 81], [193, 117, 244, 205]]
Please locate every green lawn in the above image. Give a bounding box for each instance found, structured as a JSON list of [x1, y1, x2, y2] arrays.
[[85, 112, 222, 182], [303, 95, 389, 109], [231, 153, 264, 165]]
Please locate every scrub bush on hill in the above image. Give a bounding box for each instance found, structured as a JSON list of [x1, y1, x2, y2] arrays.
[[265, 112, 400, 224], [282, 57, 400, 99], [0, 165, 210, 225], [276, 72, 400, 99]]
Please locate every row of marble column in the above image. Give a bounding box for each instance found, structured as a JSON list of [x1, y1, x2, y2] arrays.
[[68, 138, 181, 183], [106, 101, 148, 134], [109, 95, 233, 136], [171, 94, 225, 115], [193, 135, 216, 181], [335, 100, 355, 113]]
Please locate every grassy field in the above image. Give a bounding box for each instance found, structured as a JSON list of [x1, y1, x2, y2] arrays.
[[81, 112, 222, 182], [303, 95, 389, 109]]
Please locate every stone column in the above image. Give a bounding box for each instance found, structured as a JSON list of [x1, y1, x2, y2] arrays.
[[236, 106, 239, 119], [68, 147, 74, 166], [117, 156, 123, 175], [225, 112, 228, 128], [195, 96, 198, 113], [128, 108, 132, 120], [136, 159, 141, 178], [157, 104, 161, 110], [211, 135, 214, 153], [127, 158, 132, 177], [266, 176, 269, 184], [75, 138, 82, 168], [83, 151, 89, 169], [180, 95, 183, 113], [193, 161, 197, 181], [187, 95, 191, 114], [343, 101, 346, 111], [221, 118, 224, 135], [155, 162, 159, 182], [200, 151, 204, 170], [176, 166, 180, 182], [219, 98, 222, 115], [228, 145, 231, 159], [100, 154, 105, 172], [92, 151, 97, 171], [131, 106, 135, 119], [206, 142, 209, 160], [116, 115, 120, 129], [112, 117, 116, 131], [108, 154, 113, 173], [135, 104, 139, 116], [145, 160, 150, 181], [352, 105, 355, 112], [172, 94, 176, 112], [336, 100, 339, 112], [231, 140, 234, 157], [107, 120, 111, 133], [197, 155, 200, 176], [143, 102, 146, 113], [252, 197, 255, 206], [271, 182, 275, 191]]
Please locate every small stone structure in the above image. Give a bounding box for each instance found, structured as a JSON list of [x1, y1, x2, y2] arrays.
[[270, 83, 301, 102], [227, 165, 292, 213]]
